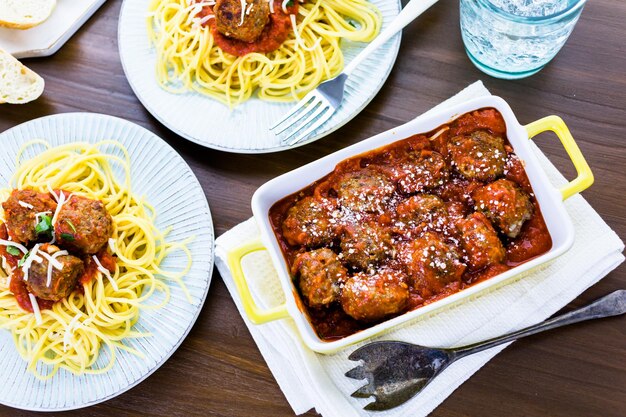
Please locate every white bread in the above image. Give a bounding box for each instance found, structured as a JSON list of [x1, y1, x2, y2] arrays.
[[0, 48, 44, 104], [0, 0, 57, 30]]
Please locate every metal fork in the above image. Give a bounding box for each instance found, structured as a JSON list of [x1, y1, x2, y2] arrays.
[[345, 290, 626, 411], [271, 0, 440, 146]]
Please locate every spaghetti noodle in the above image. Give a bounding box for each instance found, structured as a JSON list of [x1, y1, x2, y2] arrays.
[[0, 141, 192, 379], [147, 0, 382, 106]]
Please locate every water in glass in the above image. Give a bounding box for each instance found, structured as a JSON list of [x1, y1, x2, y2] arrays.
[[460, 0, 585, 79]]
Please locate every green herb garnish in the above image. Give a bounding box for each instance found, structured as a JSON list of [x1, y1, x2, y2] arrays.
[[6, 246, 21, 256], [35, 214, 52, 235], [286, 0, 294, 6], [66, 219, 77, 233], [18, 251, 30, 267], [60, 233, 75, 241]]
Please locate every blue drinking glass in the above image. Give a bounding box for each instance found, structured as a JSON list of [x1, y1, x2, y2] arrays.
[[460, 0, 587, 79]]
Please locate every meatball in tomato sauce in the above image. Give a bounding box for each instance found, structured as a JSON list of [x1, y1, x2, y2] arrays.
[[340, 222, 393, 270], [2, 189, 57, 244], [332, 168, 395, 214], [472, 178, 533, 238], [448, 130, 506, 182], [281, 196, 339, 248], [25, 244, 84, 301], [55, 194, 113, 255], [456, 212, 505, 270], [398, 232, 466, 297], [340, 268, 409, 322], [292, 248, 346, 308], [393, 150, 448, 194], [214, 0, 270, 43], [394, 194, 449, 237]]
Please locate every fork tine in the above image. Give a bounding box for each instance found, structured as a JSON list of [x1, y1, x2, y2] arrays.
[[285, 106, 332, 146], [270, 91, 317, 130], [273, 96, 322, 136], [351, 384, 376, 398], [281, 101, 329, 143], [345, 365, 368, 380], [364, 400, 391, 411]]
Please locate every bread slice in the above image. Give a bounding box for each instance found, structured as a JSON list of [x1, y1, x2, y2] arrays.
[[0, 0, 57, 30], [0, 48, 44, 104]]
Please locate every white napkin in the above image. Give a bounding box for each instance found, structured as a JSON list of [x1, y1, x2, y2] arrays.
[[214, 81, 625, 417]]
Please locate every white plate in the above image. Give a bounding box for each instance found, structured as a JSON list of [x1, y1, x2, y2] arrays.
[[0, 0, 105, 59], [118, 0, 402, 153], [0, 113, 215, 411]]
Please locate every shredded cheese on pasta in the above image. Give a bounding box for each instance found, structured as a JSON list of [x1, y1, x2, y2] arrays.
[[147, 0, 382, 107], [0, 141, 193, 380]]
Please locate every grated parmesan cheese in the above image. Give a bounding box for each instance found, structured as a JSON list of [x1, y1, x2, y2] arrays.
[[21, 243, 43, 282], [93, 255, 118, 291], [18, 200, 34, 209], [0, 239, 28, 254], [28, 293, 42, 325], [238, 0, 247, 26]]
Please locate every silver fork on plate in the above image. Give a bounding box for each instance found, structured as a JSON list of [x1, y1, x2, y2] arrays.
[[271, 0, 440, 146]]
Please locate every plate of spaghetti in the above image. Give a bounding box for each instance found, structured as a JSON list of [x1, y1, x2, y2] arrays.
[[0, 113, 214, 411], [118, 0, 401, 152]]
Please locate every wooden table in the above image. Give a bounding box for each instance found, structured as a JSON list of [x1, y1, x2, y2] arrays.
[[1, 0, 624, 416]]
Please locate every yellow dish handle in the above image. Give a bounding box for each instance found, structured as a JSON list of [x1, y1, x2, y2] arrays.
[[226, 237, 290, 324], [525, 116, 594, 200]]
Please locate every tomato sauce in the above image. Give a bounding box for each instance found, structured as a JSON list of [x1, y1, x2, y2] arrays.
[[80, 249, 116, 285], [200, 0, 297, 57], [269, 108, 554, 341]]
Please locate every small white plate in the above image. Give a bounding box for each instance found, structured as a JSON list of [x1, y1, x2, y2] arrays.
[[0, 0, 105, 59], [0, 113, 215, 411], [118, 0, 402, 153]]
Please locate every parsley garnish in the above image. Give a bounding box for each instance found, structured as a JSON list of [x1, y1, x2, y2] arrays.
[[6, 246, 21, 256], [35, 214, 52, 235], [18, 251, 29, 267], [66, 220, 77, 233], [60, 233, 75, 241]]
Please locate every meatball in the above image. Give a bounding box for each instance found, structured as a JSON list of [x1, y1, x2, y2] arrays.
[[2, 189, 57, 244], [448, 130, 506, 182], [472, 179, 534, 238], [25, 244, 84, 301], [340, 268, 409, 322], [456, 212, 505, 270], [394, 150, 449, 194], [333, 168, 395, 214], [291, 248, 347, 308], [397, 232, 466, 297], [55, 195, 113, 255], [340, 222, 393, 270], [281, 196, 338, 247], [394, 194, 448, 236], [450, 109, 507, 137], [214, 0, 270, 43]]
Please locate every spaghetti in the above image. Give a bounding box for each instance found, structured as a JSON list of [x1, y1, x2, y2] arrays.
[[147, 0, 382, 106], [0, 141, 193, 379]]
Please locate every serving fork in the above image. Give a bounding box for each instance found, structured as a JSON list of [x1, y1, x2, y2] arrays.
[[345, 289, 626, 411], [271, 0, 440, 146]]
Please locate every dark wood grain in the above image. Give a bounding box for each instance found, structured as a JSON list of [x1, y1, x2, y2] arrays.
[[0, 0, 624, 416]]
